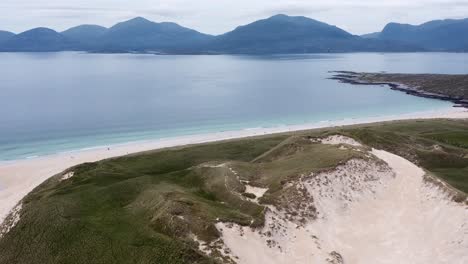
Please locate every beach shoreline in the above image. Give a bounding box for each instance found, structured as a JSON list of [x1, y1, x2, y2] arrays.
[[1, 107, 467, 224]]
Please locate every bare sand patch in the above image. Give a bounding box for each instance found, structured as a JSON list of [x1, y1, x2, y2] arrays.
[[244, 185, 268, 198], [0, 203, 21, 238], [244, 185, 268, 203], [60, 171, 74, 181], [320, 135, 362, 147]]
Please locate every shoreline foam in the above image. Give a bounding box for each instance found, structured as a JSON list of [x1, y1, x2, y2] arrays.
[[1, 107, 467, 225]]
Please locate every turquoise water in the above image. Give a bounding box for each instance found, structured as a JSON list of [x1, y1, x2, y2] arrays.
[[1, 52, 466, 161]]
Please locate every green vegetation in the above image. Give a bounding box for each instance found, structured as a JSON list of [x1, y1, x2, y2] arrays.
[[0, 119, 467, 264], [356, 73, 468, 100], [331, 72, 468, 106]]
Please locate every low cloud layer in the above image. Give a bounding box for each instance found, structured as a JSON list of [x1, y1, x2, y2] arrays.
[[1, 0, 467, 34]]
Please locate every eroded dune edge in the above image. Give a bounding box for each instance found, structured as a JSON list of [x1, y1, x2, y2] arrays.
[[204, 137, 468, 264]]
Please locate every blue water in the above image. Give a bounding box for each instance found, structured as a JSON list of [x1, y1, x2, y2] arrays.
[[1, 52, 466, 161]]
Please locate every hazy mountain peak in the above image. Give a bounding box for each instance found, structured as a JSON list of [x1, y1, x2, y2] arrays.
[[268, 14, 314, 21], [62, 24, 108, 37], [379, 17, 468, 50], [0, 30, 14, 36], [0, 30, 15, 43], [23, 27, 59, 34], [96, 16, 213, 52], [268, 14, 290, 19], [108, 17, 156, 32], [212, 14, 358, 54], [131, 16, 151, 22], [0, 27, 76, 52], [63, 24, 107, 32], [121, 17, 153, 25], [62, 25, 108, 46], [227, 14, 350, 37]]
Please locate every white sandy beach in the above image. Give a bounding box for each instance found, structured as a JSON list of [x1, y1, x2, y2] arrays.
[[0, 107, 467, 225]]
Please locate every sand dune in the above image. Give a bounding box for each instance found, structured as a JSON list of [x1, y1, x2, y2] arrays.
[[216, 145, 468, 263]]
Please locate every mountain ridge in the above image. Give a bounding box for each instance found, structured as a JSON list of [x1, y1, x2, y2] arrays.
[[0, 27, 77, 52], [0, 30, 15, 44], [0, 15, 465, 53], [209, 14, 358, 53], [374, 18, 468, 51], [98, 17, 214, 52]]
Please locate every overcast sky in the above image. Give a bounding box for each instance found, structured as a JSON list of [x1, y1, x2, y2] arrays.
[[1, 0, 467, 35]]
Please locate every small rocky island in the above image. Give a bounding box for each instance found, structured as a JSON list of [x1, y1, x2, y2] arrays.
[[330, 71, 468, 108]]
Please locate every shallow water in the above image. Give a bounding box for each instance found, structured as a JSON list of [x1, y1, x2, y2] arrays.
[[0, 52, 466, 160]]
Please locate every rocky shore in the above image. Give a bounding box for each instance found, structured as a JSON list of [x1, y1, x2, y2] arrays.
[[330, 71, 468, 108]]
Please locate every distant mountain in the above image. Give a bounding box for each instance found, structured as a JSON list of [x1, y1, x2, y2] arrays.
[[221, 14, 353, 41], [209, 14, 418, 53], [0, 15, 465, 53], [377, 18, 468, 51], [96, 17, 214, 52], [210, 14, 356, 53], [361, 32, 380, 39], [0, 28, 77, 52], [62, 25, 107, 46], [0, 30, 15, 44]]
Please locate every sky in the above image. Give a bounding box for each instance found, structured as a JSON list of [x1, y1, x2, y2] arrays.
[[1, 0, 467, 35]]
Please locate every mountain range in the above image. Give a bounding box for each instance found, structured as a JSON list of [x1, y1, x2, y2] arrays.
[[362, 18, 468, 51], [0, 15, 466, 54]]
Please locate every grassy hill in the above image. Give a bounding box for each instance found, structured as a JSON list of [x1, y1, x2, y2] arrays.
[[0, 119, 467, 263]]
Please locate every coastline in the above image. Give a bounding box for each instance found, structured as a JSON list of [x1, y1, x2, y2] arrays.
[[1, 107, 467, 224], [330, 71, 468, 108]]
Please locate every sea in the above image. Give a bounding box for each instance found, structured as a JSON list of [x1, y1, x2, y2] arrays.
[[1, 52, 466, 161]]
